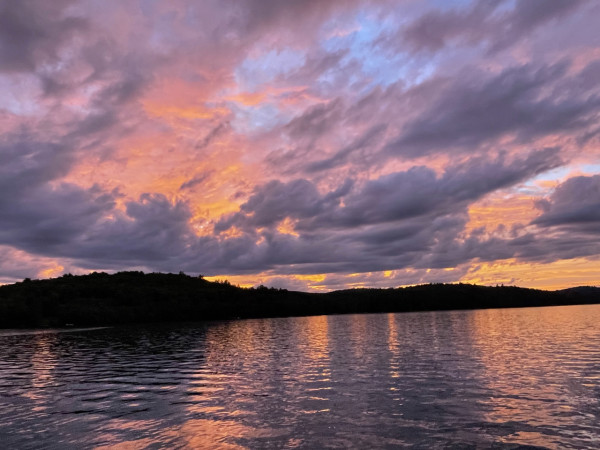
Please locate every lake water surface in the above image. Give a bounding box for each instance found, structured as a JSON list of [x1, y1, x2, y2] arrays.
[[1, 305, 600, 448]]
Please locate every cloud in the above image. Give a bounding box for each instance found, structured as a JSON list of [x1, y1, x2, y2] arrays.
[[0, 136, 74, 192], [264, 53, 600, 180], [303, 124, 388, 173], [533, 175, 600, 231], [384, 61, 600, 158], [400, 0, 586, 55], [215, 178, 353, 232], [195, 122, 230, 151], [0, 182, 117, 256], [68, 194, 194, 267], [319, 148, 560, 229], [419, 175, 600, 269], [0, 0, 88, 73], [210, 148, 561, 274], [0, 178, 194, 270], [0, 132, 194, 269], [180, 171, 214, 191], [0, 245, 68, 284], [283, 98, 344, 142]]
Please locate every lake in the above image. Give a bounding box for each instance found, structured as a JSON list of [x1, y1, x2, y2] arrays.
[[1, 305, 599, 448]]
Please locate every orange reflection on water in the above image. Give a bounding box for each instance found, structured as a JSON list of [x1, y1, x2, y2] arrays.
[[387, 313, 397, 354], [387, 313, 402, 383], [94, 420, 158, 450], [94, 418, 273, 449], [95, 438, 156, 450], [294, 315, 333, 414], [469, 305, 600, 447], [22, 333, 58, 403], [301, 315, 329, 362], [348, 313, 369, 360], [170, 418, 278, 449]]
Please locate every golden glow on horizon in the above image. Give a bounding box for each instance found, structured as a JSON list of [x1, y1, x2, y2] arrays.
[[201, 256, 598, 293], [461, 257, 600, 290], [295, 274, 327, 282], [39, 265, 65, 279]]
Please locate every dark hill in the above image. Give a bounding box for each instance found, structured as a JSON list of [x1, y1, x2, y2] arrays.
[[0, 271, 598, 328]]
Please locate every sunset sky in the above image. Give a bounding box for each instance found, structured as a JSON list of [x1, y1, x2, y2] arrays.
[[1, 0, 599, 290]]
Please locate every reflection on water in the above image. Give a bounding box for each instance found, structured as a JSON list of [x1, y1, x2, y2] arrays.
[[1, 305, 600, 448], [470, 306, 600, 448]]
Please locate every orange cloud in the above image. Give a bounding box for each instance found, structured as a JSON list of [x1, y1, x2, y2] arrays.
[[276, 217, 299, 237], [466, 194, 538, 232], [226, 92, 267, 106], [39, 265, 65, 279]]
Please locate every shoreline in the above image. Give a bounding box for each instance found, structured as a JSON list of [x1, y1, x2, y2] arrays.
[[1, 271, 598, 329]]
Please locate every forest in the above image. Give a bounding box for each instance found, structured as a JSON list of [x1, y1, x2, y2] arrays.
[[0, 271, 598, 328]]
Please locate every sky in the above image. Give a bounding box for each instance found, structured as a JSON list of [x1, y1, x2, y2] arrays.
[[0, 0, 599, 291]]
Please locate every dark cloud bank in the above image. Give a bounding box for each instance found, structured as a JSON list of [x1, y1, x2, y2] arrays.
[[5, 135, 598, 278]]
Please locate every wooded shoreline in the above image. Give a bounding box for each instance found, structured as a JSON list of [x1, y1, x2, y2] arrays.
[[1, 271, 598, 328]]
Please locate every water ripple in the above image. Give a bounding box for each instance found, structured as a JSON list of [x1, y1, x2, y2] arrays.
[[1, 306, 600, 448]]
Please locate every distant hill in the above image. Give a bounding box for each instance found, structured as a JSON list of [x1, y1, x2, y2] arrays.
[[557, 286, 600, 298], [0, 271, 598, 328]]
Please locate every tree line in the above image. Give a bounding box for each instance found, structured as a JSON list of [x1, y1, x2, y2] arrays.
[[0, 271, 598, 328]]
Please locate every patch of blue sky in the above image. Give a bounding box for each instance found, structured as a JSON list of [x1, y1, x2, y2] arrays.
[[231, 48, 306, 133], [0, 75, 42, 116], [579, 163, 600, 175], [531, 162, 600, 183], [228, 101, 290, 135], [515, 166, 571, 195], [428, 0, 473, 12], [428, 0, 512, 14], [235, 48, 306, 92], [516, 162, 600, 195], [320, 9, 437, 95], [494, 0, 517, 14]]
